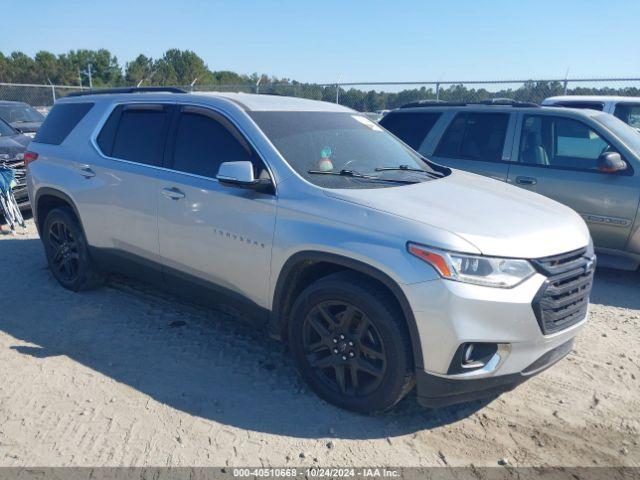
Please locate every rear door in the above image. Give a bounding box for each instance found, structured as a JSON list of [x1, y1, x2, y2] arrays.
[[507, 112, 640, 251], [426, 111, 515, 181], [78, 103, 172, 269]]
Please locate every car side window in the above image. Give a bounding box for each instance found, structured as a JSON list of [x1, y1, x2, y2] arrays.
[[379, 111, 441, 150], [102, 104, 169, 167], [35, 102, 94, 145], [519, 115, 614, 171], [613, 103, 640, 129], [434, 112, 509, 162], [170, 107, 263, 179], [554, 101, 604, 111]]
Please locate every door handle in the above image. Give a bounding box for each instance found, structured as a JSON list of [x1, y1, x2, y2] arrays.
[[515, 176, 537, 186], [77, 165, 96, 178], [161, 187, 185, 200]]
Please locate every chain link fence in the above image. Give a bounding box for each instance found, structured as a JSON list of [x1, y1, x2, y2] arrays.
[[2, 78, 640, 113]]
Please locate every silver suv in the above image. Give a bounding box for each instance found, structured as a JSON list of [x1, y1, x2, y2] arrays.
[[26, 88, 594, 413]]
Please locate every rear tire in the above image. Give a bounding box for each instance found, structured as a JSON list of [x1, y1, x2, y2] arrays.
[[42, 207, 104, 291], [288, 271, 415, 413]]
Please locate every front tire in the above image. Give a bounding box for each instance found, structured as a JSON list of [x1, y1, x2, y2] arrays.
[[288, 272, 415, 413], [42, 207, 104, 291]]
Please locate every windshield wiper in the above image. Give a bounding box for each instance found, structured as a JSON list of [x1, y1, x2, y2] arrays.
[[375, 165, 445, 178], [307, 169, 419, 184]]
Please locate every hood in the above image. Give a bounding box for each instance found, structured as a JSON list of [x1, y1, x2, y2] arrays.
[[10, 121, 41, 134], [323, 170, 590, 259]]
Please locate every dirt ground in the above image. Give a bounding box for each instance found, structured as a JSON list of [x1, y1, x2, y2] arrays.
[[0, 219, 638, 468]]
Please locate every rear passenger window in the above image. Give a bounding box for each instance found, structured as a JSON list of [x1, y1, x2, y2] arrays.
[[34, 102, 93, 145], [170, 108, 257, 178], [379, 111, 441, 150], [434, 112, 509, 162], [107, 105, 169, 166]]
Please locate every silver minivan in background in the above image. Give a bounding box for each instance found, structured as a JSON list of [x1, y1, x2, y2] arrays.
[[543, 95, 640, 131], [381, 101, 640, 271], [26, 89, 594, 412]]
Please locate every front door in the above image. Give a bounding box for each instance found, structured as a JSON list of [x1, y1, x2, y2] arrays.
[[156, 105, 277, 309], [507, 113, 640, 251]]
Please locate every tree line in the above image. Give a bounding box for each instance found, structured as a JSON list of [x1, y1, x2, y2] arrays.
[[0, 49, 271, 87], [1, 49, 638, 111]]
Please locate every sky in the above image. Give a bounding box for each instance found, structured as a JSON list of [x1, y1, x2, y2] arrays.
[[1, 0, 638, 84]]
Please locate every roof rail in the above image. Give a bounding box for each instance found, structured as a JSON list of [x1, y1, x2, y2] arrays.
[[399, 98, 540, 109], [66, 87, 187, 97], [400, 100, 466, 109], [478, 98, 540, 107]]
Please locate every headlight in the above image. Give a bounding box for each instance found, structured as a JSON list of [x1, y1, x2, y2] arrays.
[[407, 242, 535, 288]]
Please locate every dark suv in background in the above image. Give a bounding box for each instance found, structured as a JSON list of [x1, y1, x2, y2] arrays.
[[380, 101, 640, 271], [0, 100, 45, 137], [0, 117, 30, 208]]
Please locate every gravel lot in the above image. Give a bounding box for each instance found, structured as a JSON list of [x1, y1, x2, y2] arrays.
[[0, 219, 638, 467]]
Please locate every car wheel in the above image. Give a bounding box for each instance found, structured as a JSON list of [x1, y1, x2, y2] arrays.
[[288, 271, 414, 413], [42, 207, 104, 291]]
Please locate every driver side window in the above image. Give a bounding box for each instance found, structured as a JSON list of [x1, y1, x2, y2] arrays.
[[170, 106, 269, 180], [519, 115, 614, 172]]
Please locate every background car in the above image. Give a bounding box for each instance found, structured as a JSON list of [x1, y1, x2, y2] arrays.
[[0, 100, 46, 137], [380, 100, 640, 271], [542, 95, 640, 132], [0, 117, 29, 209]]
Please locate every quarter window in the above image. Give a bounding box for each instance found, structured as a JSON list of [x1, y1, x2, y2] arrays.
[[34, 102, 94, 145], [171, 109, 258, 178], [434, 112, 509, 162], [519, 115, 614, 171], [379, 111, 441, 150]]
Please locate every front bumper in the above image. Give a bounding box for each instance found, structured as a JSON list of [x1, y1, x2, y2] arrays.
[[402, 271, 588, 407], [416, 338, 574, 407], [13, 185, 30, 209]]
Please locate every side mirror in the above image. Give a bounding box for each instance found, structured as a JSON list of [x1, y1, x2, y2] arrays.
[[217, 161, 273, 192], [597, 152, 627, 173]]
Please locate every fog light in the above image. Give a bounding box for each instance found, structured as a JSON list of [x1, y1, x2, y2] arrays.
[[461, 343, 498, 369]]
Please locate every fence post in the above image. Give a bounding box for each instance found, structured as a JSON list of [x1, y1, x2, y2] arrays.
[[563, 79, 569, 95], [51, 84, 56, 104], [335, 83, 340, 104], [435, 82, 440, 101]]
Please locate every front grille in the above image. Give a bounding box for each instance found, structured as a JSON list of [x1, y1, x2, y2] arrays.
[[531, 247, 595, 335]]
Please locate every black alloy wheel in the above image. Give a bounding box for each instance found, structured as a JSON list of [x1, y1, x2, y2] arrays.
[[303, 300, 387, 397]]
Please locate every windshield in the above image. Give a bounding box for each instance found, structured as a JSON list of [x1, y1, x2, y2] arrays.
[[0, 118, 16, 137], [0, 104, 44, 123], [594, 113, 640, 154], [249, 111, 447, 189]]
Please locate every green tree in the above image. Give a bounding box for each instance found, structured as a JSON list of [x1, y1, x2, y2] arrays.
[[0, 52, 10, 82], [154, 49, 213, 86], [7, 52, 37, 83], [34, 51, 59, 84], [125, 54, 154, 85]]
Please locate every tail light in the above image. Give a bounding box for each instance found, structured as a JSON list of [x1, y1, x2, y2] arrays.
[[24, 151, 38, 167]]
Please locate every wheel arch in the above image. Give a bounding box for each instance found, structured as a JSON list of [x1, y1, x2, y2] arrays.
[[271, 250, 424, 369], [33, 187, 85, 236]]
